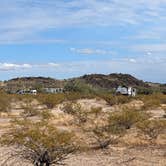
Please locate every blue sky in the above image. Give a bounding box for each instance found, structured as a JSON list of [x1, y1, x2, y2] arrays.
[[0, 0, 166, 82]]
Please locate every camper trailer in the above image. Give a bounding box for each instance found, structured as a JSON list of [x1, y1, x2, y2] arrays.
[[43, 88, 64, 94], [16, 89, 37, 95], [116, 86, 136, 96]]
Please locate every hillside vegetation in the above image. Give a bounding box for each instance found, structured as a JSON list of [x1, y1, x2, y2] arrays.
[[0, 89, 165, 165], [1, 73, 166, 94]]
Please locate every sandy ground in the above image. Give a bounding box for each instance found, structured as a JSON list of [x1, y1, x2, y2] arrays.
[[0, 146, 165, 166], [0, 98, 165, 166], [66, 146, 166, 166]]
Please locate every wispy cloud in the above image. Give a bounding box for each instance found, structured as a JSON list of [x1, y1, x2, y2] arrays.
[[0, 0, 166, 43], [131, 43, 166, 53], [0, 63, 32, 71], [1, 55, 166, 81], [0, 62, 61, 71], [70, 48, 113, 55]]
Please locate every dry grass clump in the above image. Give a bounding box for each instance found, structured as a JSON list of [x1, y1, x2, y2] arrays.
[[65, 92, 95, 101], [0, 110, 77, 166], [100, 94, 132, 106], [21, 103, 40, 117], [62, 102, 88, 125], [137, 119, 166, 140], [36, 92, 95, 109], [138, 93, 166, 110], [108, 108, 149, 132], [0, 91, 12, 112], [37, 93, 66, 109], [11, 93, 36, 102]]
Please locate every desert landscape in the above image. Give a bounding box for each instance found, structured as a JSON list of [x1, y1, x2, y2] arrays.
[[1, 0, 166, 165], [0, 75, 165, 166]]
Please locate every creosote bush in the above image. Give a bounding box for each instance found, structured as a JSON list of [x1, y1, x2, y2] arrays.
[[21, 100, 40, 117], [108, 108, 149, 132], [0, 111, 77, 166], [62, 102, 88, 124], [138, 93, 166, 110], [100, 94, 132, 106], [137, 119, 166, 140], [0, 91, 11, 112], [37, 94, 65, 109]]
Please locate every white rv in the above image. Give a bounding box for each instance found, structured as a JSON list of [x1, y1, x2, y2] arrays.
[[116, 86, 136, 96], [16, 89, 37, 95], [43, 88, 64, 94]]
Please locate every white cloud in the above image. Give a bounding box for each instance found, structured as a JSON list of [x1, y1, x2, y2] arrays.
[[0, 0, 166, 43], [128, 59, 137, 63], [70, 48, 113, 55], [0, 62, 61, 71], [1, 56, 166, 82], [131, 43, 166, 53], [0, 63, 32, 71]]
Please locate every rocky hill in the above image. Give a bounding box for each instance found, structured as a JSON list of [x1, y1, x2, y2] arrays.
[[77, 73, 149, 89], [4, 77, 65, 92], [2, 73, 162, 92]]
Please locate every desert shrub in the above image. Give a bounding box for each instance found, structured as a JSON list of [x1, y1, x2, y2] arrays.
[[158, 94, 166, 104], [142, 99, 161, 110], [89, 107, 102, 118], [161, 88, 166, 95], [65, 92, 95, 101], [91, 125, 117, 149], [39, 109, 54, 120], [82, 107, 132, 149], [20, 98, 40, 117], [62, 102, 88, 124], [163, 109, 166, 118], [0, 91, 11, 112], [108, 108, 149, 132], [101, 94, 132, 106], [21, 105, 40, 117], [37, 94, 66, 109], [37, 92, 95, 109], [64, 80, 95, 94], [137, 119, 166, 139], [0, 115, 77, 165], [137, 87, 154, 95], [139, 93, 166, 110], [61, 102, 75, 114]]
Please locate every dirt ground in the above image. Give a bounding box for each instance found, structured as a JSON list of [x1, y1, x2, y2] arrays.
[[66, 146, 166, 166], [0, 146, 165, 166], [0, 98, 165, 166]]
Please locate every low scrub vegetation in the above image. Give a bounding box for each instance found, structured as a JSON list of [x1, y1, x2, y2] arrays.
[[62, 102, 88, 124], [0, 91, 11, 112], [108, 108, 149, 132], [100, 93, 132, 106], [0, 111, 77, 166], [20, 98, 40, 117], [37, 93, 66, 109], [138, 93, 166, 110], [137, 119, 166, 140]]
